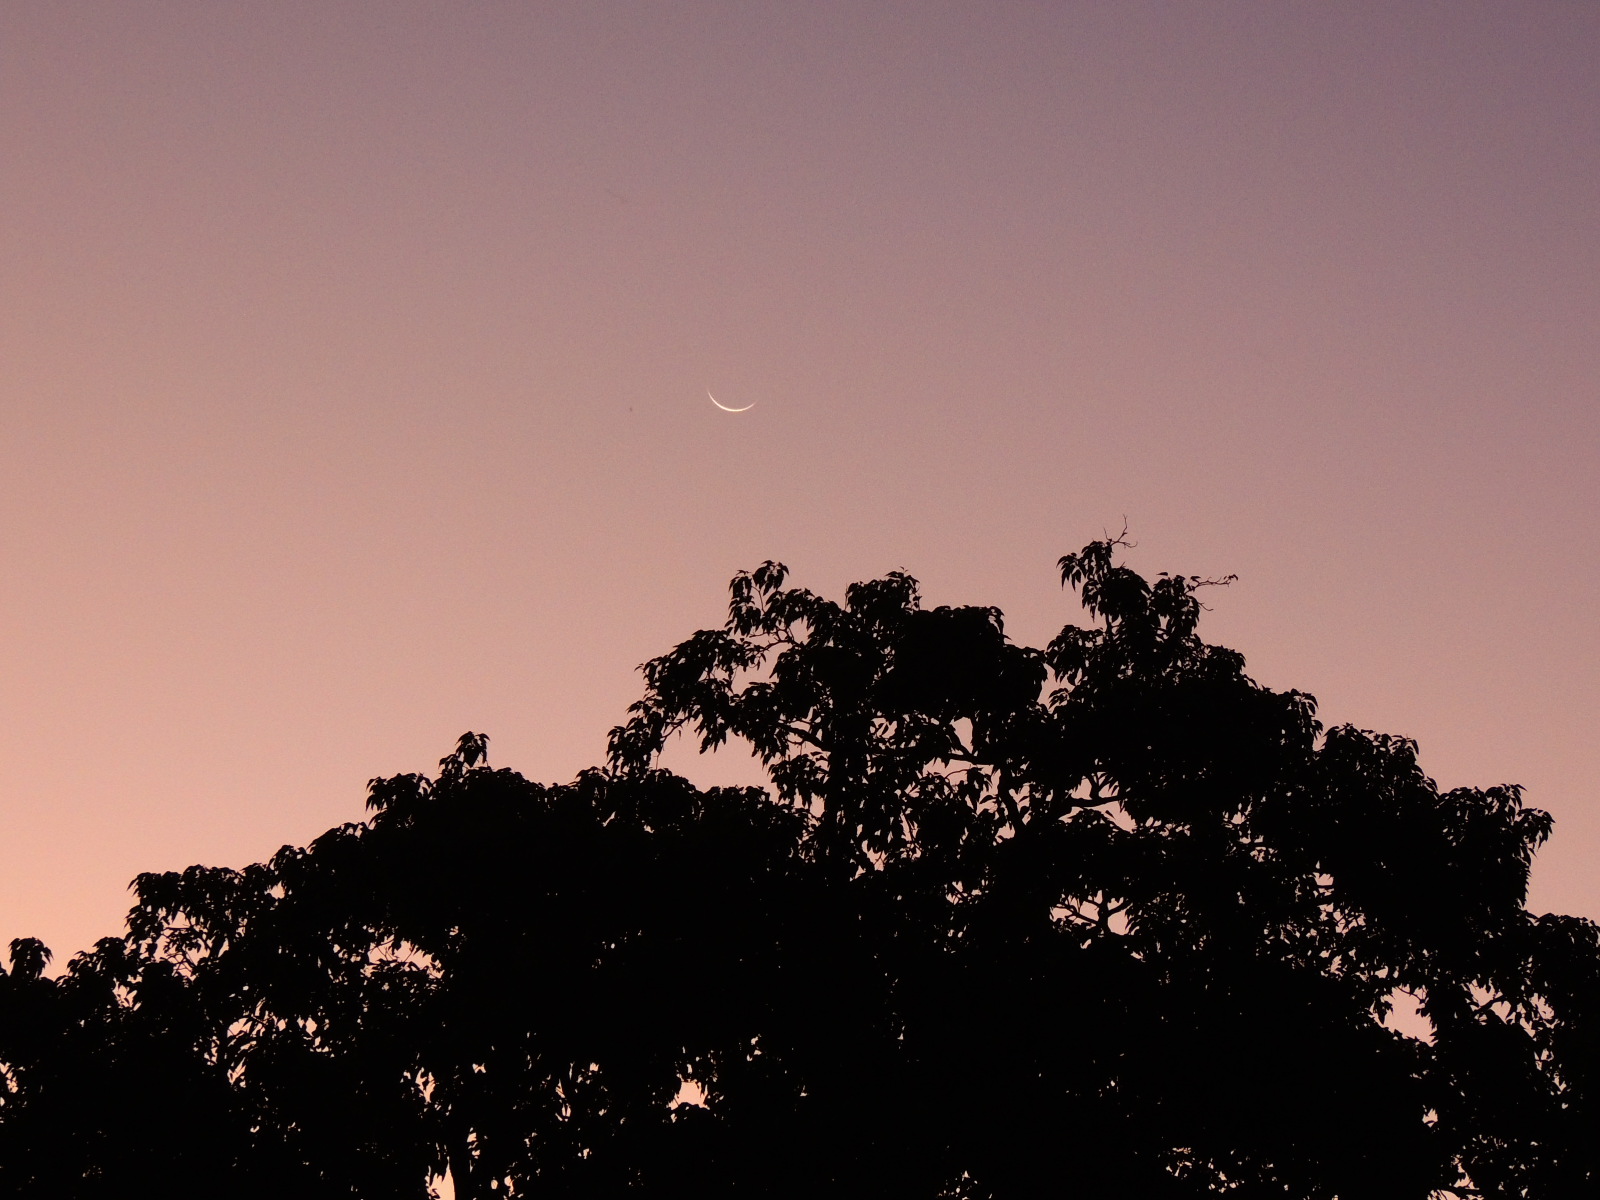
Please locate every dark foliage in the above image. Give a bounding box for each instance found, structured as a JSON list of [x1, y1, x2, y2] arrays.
[[1, 539, 1594, 1198]]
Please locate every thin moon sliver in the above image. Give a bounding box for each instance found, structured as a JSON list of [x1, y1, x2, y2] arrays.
[[709, 391, 754, 413]]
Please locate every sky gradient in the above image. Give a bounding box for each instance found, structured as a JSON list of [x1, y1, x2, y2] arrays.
[[3, 1, 1598, 962]]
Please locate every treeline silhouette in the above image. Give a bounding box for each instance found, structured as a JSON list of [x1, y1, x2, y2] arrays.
[[1, 539, 1594, 1197]]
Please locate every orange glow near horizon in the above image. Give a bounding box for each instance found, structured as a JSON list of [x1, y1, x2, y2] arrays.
[[1, 2, 1597, 963]]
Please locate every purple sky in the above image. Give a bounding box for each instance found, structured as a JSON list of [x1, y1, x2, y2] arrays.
[[3, 1, 1597, 961]]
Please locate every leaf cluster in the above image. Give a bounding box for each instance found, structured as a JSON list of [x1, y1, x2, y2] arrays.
[[0, 540, 1594, 1198]]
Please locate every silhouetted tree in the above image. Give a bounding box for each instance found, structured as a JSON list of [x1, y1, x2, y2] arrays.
[[1, 538, 1594, 1198]]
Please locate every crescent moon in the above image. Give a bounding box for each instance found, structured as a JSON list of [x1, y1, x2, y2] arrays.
[[709, 391, 754, 413]]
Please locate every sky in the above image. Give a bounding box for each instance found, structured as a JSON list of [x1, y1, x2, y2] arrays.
[[2, 1, 1597, 963]]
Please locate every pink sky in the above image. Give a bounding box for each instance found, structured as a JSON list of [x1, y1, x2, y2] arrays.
[[2, 1, 1597, 961]]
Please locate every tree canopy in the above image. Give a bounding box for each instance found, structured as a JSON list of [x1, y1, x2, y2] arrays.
[[2, 539, 1594, 1198]]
